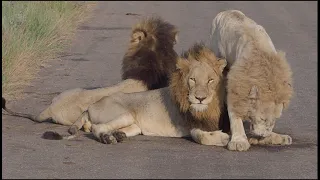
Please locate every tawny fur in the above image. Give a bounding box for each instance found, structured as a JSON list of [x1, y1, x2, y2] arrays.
[[210, 10, 294, 151], [2, 16, 179, 127], [170, 43, 228, 131], [52, 43, 230, 146]]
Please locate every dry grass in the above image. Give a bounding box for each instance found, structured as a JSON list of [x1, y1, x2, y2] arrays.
[[2, 1, 96, 100]]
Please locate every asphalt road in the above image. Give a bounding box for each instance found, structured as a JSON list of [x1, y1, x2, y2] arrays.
[[2, 1, 317, 179]]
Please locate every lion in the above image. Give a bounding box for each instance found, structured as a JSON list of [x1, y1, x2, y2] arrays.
[[2, 16, 179, 131], [44, 43, 230, 146], [209, 10, 294, 151]]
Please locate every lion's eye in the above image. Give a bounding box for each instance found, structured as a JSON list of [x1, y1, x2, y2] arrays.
[[208, 79, 214, 83], [189, 78, 196, 82]]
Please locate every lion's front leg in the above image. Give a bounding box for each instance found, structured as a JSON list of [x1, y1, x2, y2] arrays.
[[117, 123, 141, 137], [91, 112, 135, 144], [190, 128, 229, 146], [227, 110, 251, 151], [110, 124, 142, 143], [248, 132, 292, 146]]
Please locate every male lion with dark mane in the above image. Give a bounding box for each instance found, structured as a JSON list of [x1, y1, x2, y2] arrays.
[[2, 16, 179, 133], [44, 43, 230, 146], [210, 10, 294, 151]]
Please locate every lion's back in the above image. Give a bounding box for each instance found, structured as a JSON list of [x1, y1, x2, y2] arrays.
[[210, 10, 276, 67]]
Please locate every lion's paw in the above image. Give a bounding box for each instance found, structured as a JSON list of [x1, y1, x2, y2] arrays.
[[68, 126, 78, 135], [248, 134, 292, 146], [248, 137, 259, 145], [281, 135, 292, 145], [220, 132, 230, 146], [269, 134, 292, 145], [83, 128, 91, 133], [228, 137, 250, 151], [100, 134, 117, 144], [112, 131, 127, 142]]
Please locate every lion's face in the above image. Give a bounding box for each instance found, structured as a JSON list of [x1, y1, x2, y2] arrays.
[[169, 43, 227, 123], [187, 61, 217, 112], [174, 55, 226, 113], [250, 102, 284, 137]]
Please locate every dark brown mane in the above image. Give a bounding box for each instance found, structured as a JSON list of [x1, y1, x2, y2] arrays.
[[121, 16, 179, 90]]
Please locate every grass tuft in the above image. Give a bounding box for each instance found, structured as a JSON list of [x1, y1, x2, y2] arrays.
[[2, 1, 95, 100]]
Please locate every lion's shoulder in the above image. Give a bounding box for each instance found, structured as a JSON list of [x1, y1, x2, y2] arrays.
[[212, 10, 278, 70]]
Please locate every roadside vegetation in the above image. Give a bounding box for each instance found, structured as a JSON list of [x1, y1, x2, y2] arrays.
[[2, 1, 95, 100]]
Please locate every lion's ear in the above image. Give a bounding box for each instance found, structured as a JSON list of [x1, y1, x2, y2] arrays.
[[176, 58, 190, 72], [216, 58, 227, 73], [174, 34, 179, 45], [132, 30, 146, 43], [173, 29, 179, 45]]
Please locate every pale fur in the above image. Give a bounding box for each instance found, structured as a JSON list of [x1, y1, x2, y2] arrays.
[[65, 43, 230, 146], [210, 10, 294, 151], [2, 16, 178, 130], [37, 80, 147, 126]]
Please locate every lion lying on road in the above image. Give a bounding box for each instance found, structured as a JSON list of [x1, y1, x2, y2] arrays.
[[45, 43, 230, 146], [2, 16, 179, 129], [210, 10, 294, 151]]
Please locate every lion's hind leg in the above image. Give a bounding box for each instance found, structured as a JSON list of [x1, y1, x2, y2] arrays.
[[91, 112, 135, 144], [248, 132, 292, 146], [68, 111, 89, 135], [83, 120, 92, 132], [190, 128, 230, 146]]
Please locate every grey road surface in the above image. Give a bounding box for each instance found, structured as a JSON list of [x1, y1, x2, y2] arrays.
[[2, 1, 317, 179]]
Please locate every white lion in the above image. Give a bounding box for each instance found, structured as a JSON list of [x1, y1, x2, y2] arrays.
[[209, 10, 294, 151]]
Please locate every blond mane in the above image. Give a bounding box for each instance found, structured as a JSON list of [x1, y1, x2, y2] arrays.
[[249, 47, 293, 109], [169, 43, 227, 131]]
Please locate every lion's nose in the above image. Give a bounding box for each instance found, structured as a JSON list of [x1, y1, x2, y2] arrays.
[[195, 96, 206, 102]]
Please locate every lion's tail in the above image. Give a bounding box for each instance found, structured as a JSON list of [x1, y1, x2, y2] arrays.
[[2, 97, 51, 122], [41, 131, 79, 140], [2, 97, 51, 123]]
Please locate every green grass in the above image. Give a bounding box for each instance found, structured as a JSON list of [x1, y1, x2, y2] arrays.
[[2, 1, 95, 100]]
